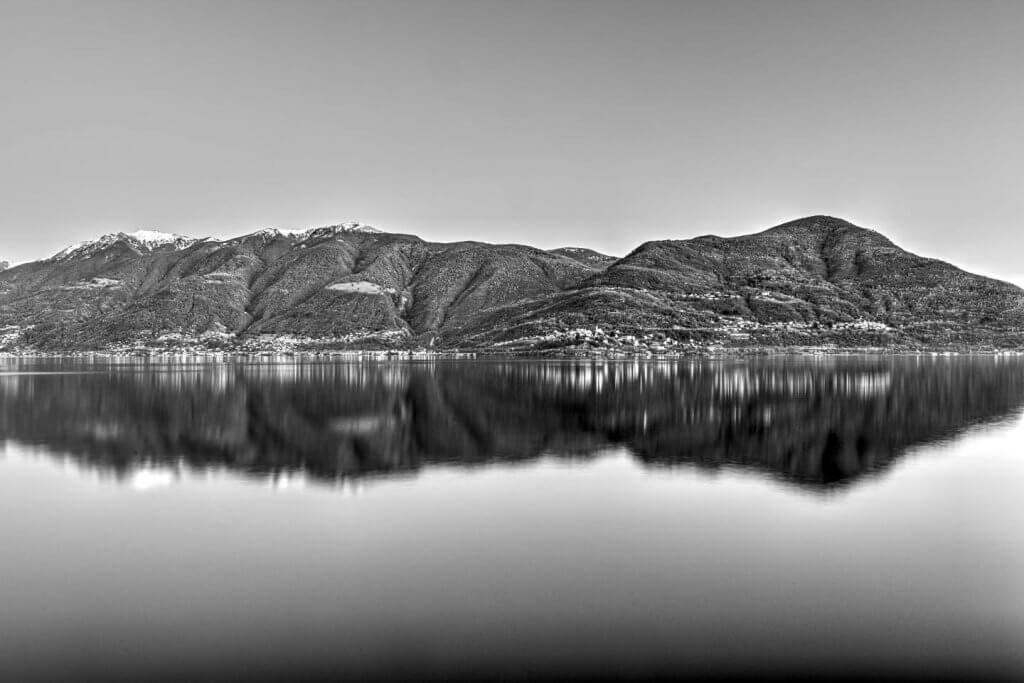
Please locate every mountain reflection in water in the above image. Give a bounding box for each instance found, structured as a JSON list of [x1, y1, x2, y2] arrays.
[[2, 356, 1023, 490]]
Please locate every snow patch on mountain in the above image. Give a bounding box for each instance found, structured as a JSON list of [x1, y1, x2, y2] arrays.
[[49, 222, 383, 262], [277, 222, 381, 237], [52, 230, 199, 261], [63, 277, 122, 290], [326, 222, 380, 234], [326, 281, 396, 295], [244, 223, 380, 242], [127, 230, 192, 248], [52, 241, 91, 260]]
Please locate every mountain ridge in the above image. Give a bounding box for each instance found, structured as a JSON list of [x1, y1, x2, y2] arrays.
[[2, 215, 1022, 352]]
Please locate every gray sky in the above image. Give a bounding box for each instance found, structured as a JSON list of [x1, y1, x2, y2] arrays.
[[2, 1, 1023, 282]]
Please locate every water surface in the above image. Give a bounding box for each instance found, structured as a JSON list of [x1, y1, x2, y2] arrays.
[[0, 356, 1022, 681]]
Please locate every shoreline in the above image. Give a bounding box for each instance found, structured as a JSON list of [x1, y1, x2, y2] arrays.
[[2, 345, 1023, 361]]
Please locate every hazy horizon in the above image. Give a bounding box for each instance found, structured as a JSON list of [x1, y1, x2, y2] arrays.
[[3, 1, 1023, 284]]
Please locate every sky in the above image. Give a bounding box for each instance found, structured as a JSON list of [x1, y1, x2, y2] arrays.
[[1, 0, 1023, 283]]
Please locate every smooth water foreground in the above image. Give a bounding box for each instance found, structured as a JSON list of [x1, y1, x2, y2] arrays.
[[0, 356, 1022, 681]]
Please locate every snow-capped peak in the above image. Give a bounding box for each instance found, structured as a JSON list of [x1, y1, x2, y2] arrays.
[[48, 221, 383, 261], [326, 222, 380, 234], [52, 240, 91, 260], [251, 222, 381, 240], [51, 230, 199, 261], [124, 229, 190, 248], [304, 222, 382, 239]]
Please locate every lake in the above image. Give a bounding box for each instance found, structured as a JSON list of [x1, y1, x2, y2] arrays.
[[0, 356, 1022, 682]]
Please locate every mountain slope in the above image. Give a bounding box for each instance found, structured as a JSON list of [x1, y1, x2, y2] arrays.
[[1, 216, 1022, 351], [587, 216, 1023, 326]]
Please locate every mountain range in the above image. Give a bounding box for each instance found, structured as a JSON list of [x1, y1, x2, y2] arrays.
[[1, 215, 1022, 352]]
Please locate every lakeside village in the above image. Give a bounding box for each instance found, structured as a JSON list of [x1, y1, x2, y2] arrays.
[[1, 317, 1023, 359]]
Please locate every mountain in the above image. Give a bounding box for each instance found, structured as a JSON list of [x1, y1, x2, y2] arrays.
[[1, 215, 1022, 352], [546, 246, 617, 266], [52, 229, 200, 261]]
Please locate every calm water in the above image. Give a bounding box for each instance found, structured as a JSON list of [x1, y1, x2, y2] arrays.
[[0, 356, 1022, 682]]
